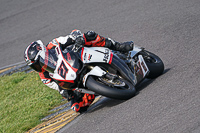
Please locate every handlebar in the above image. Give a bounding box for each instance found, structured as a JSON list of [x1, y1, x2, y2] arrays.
[[72, 43, 83, 52]]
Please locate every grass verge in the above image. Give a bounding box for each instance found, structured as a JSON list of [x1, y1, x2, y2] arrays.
[[0, 72, 65, 133]]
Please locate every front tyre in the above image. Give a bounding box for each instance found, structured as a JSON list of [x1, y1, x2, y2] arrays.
[[142, 50, 164, 79], [85, 76, 136, 100]]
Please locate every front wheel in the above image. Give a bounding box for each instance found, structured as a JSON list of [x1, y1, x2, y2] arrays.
[[142, 50, 164, 79], [85, 76, 136, 100]]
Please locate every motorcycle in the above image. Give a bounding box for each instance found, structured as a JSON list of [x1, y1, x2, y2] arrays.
[[39, 42, 164, 100]]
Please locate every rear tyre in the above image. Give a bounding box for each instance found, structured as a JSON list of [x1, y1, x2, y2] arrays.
[[142, 50, 164, 79], [85, 76, 136, 100]]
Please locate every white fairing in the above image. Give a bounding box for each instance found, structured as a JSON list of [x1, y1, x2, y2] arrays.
[[81, 47, 113, 64], [129, 45, 143, 58], [48, 46, 112, 83], [82, 66, 106, 87], [49, 46, 77, 82]]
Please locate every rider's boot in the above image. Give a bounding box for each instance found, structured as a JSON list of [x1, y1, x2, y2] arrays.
[[71, 93, 95, 113], [115, 41, 134, 53], [105, 38, 134, 53]]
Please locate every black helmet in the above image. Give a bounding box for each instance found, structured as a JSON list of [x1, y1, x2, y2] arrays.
[[24, 40, 46, 72]]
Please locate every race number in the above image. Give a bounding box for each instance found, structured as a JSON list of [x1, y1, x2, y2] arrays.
[[58, 61, 68, 79]]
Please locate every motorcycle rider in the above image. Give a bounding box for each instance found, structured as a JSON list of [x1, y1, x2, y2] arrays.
[[24, 29, 133, 112]]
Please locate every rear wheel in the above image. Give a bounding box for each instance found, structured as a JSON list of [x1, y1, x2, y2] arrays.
[[142, 50, 164, 79], [85, 75, 136, 100]]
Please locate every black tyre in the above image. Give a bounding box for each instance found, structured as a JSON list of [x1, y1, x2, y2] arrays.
[[142, 50, 164, 79], [85, 76, 136, 100]]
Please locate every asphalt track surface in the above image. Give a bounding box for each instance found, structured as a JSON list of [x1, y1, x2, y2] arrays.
[[1, 0, 200, 133]]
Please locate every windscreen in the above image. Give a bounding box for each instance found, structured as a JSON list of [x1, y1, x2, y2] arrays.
[[39, 49, 58, 73]]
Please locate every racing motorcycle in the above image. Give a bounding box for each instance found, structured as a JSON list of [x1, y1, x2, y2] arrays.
[[39, 42, 164, 100]]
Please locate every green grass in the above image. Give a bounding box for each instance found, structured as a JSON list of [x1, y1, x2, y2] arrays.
[[0, 72, 65, 133]]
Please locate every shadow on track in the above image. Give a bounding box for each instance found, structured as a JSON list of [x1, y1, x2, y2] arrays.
[[136, 68, 170, 92], [87, 68, 170, 113], [87, 97, 126, 113]]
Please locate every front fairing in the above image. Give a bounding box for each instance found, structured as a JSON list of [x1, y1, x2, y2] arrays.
[[39, 47, 82, 89], [39, 49, 58, 73], [39, 47, 82, 74], [62, 48, 83, 73]]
